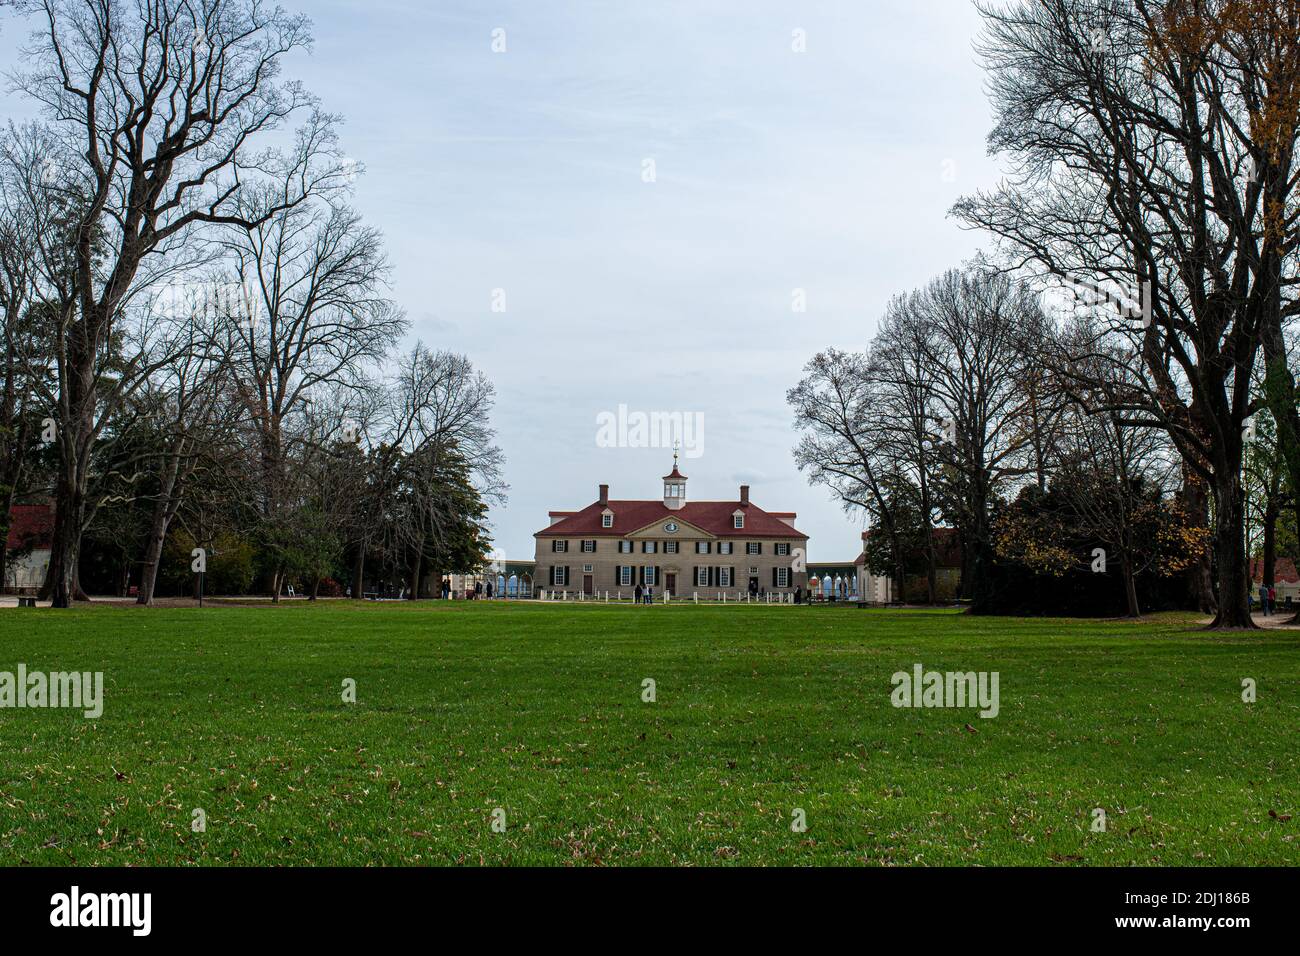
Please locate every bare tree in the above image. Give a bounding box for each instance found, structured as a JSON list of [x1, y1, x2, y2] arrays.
[[901, 267, 1045, 612], [218, 188, 408, 599], [7, 0, 340, 606], [135, 289, 234, 605], [0, 123, 57, 588], [383, 345, 505, 599], [789, 348, 915, 602], [952, 0, 1300, 627]]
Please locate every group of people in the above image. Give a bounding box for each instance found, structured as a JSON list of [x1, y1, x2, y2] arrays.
[[439, 578, 494, 600], [1256, 583, 1280, 616], [627, 582, 809, 604]]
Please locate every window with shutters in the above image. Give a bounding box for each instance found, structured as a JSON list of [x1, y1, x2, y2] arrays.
[[746, 542, 760, 555], [664, 541, 678, 554], [553, 566, 569, 586], [553, 540, 568, 553], [776, 567, 790, 587], [775, 542, 790, 556], [696, 541, 711, 554], [718, 542, 733, 555], [644, 566, 657, 586], [643, 541, 657, 554], [719, 567, 732, 587], [619, 541, 633, 554], [695, 566, 708, 586], [619, 566, 633, 586], [582, 540, 596, 553]]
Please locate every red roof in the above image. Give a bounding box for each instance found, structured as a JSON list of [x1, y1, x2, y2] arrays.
[[662, 465, 687, 481], [1252, 557, 1299, 585], [536, 499, 805, 539], [6, 504, 53, 551]]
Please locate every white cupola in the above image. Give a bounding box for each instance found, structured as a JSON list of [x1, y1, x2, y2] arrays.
[[662, 450, 687, 511]]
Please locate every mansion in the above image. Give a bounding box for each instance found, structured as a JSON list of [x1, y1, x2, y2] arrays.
[[533, 458, 809, 598]]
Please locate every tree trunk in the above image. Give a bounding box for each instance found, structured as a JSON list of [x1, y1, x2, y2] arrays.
[[924, 526, 938, 605], [1262, 499, 1278, 590], [1121, 557, 1140, 619], [40, 475, 84, 608], [408, 551, 422, 600], [137, 452, 184, 605], [890, 534, 907, 605], [966, 488, 997, 615], [351, 546, 365, 599], [1260, 298, 1300, 625], [0, 466, 17, 588], [1207, 475, 1256, 629]]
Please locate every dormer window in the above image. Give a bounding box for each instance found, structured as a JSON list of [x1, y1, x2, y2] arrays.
[[733, 514, 744, 529], [602, 513, 613, 528]]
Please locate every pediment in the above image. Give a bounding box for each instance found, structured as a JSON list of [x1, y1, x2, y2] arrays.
[[625, 517, 715, 539]]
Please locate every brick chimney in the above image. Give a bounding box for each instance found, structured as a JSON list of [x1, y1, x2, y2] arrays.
[[740, 484, 750, 506], [599, 484, 609, 507]]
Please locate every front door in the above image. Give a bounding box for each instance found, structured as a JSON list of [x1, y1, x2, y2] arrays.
[[583, 574, 594, 595], [665, 573, 676, 596]]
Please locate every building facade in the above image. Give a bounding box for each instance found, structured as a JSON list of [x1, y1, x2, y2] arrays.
[[4, 503, 52, 593], [534, 458, 808, 598], [807, 562, 860, 601], [857, 528, 963, 604]]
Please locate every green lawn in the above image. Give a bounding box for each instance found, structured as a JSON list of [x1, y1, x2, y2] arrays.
[[0, 601, 1296, 866]]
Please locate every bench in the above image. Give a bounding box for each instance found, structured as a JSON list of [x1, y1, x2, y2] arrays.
[[363, 591, 380, 601], [17, 596, 36, 608]]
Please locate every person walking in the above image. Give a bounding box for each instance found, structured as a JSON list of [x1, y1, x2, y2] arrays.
[[1259, 583, 1270, 616], [1268, 585, 1277, 616], [441, 577, 450, 600], [474, 580, 483, 600], [634, 582, 643, 604], [487, 581, 494, 599]]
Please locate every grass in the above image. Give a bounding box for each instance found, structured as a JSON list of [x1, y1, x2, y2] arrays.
[[0, 600, 1297, 866]]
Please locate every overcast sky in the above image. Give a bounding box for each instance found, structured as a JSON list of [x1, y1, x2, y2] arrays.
[[0, 0, 1005, 561]]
